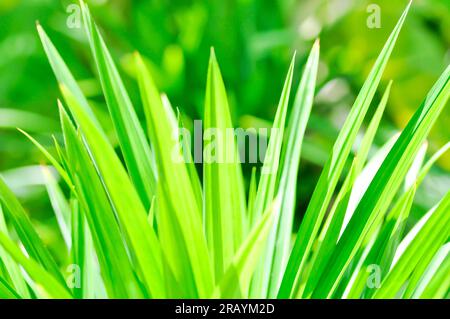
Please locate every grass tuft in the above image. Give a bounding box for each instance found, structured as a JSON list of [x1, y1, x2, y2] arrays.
[[0, 1, 448, 299]]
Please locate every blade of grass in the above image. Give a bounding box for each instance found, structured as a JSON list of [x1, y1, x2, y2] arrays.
[[80, 1, 156, 208], [58, 91, 165, 297], [68, 197, 103, 298], [204, 48, 247, 279], [36, 24, 100, 128], [402, 224, 449, 297], [68, 197, 84, 299], [409, 243, 449, 298], [278, 2, 411, 298], [147, 196, 156, 228], [247, 167, 257, 230], [135, 52, 213, 297], [305, 136, 396, 297], [59, 105, 147, 298], [173, 101, 203, 212], [415, 142, 450, 185], [311, 62, 450, 298], [0, 205, 30, 298], [42, 167, 71, 249], [213, 198, 280, 298], [0, 276, 21, 299], [18, 129, 73, 189], [373, 191, 450, 298], [267, 41, 320, 297], [417, 248, 450, 299], [344, 185, 416, 298], [303, 96, 395, 297], [358, 142, 450, 298], [340, 134, 399, 240], [156, 183, 198, 297], [250, 54, 295, 298], [0, 176, 65, 285], [0, 232, 72, 298], [404, 143, 427, 191]]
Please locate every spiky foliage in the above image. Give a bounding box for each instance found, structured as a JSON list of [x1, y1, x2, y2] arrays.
[[0, 2, 449, 299]]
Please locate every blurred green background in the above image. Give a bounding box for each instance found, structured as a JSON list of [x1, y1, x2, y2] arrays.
[[0, 0, 449, 254]]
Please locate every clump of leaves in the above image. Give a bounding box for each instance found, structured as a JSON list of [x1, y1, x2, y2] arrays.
[[0, 1, 449, 299]]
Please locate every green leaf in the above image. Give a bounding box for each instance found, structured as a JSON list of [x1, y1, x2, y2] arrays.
[[156, 183, 198, 297], [42, 166, 71, 249], [80, 2, 156, 208], [36, 24, 100, 128], [59, 105, 147, 298], [135, 52, 213, 297], [279, 2, 411, 298], [174, 104, 203, 208], [68, 198, 84, 299], [409, 243, 449, 298], [213, 198, 280, 298], [0, 205, 30, 298], [247, 166, 257, 230], [0, 276, 21, 299], [373, 191, 450, 298], [312, 62, 450, 298], [58, 86, 165, 298], [353, 141, 449, 299], [0, 231, 72, 298], [417, 246, 450, 299], [18, 129, 73, 189], [415, 141, 450, 186], [250, 52, 296, 298], [203, 48, 247, 279], [0, 176, 64, 285], [301, 83, 393, 297], [343, 185, 416, 298], [268, 41, 320, 297]]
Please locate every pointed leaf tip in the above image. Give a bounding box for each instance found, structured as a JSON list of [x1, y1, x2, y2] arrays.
[[209, 47, 218, 66], [313, 38, 320, 49], [402, 0, 413, 18], [290, 51, 297, 65]]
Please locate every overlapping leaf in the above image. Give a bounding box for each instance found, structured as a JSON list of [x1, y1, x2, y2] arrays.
[[279, 2, 412, 298]]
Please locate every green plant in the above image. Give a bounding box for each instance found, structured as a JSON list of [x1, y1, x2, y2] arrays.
[[0, 1, 449, 299]]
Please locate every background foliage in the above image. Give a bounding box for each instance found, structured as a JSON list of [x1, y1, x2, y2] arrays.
[[0, 0, 449, 260]]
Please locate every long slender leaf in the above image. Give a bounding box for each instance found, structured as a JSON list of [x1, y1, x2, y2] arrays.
[[214, 198, 280, 298], [204, 48, 247, 279], [0, 276, 21, 299], [250, 53, 295, 298], [0, 205, 30, 298], [59, 105, 147, 298], [373, 191, 450, 298], [267, 40, 320, 297], [80, 1, 156, 208], [0, 176, 65, 285], [312, 62, 450, 298], [58, 87, 165, 297], [0, 232, 71, 299], [279, 3, 411, 298], [135, 53, 213, 298], [303, 74, 393, 299]]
